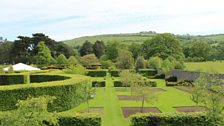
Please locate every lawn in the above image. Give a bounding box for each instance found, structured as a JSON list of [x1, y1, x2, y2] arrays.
[[61, 76, 196, 126], [185, 61, 224, 74]]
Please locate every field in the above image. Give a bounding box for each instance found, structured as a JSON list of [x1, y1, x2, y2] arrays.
[[185, 61, 224, 73], [61, 76, 196, 126]]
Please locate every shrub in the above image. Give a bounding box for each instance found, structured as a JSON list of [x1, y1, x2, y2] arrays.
[[144, 81, 157, 87], [63, 65, 87, 75], [87, 70, 107, 77], [0, 74, 90, 112], [0, 74, 24, 85], [58, 113, 101, 126], [92, 81, 106, 87], [131, 112, 212, 126], [138, 69, 157, 76], [114, 80, 156, 87], [109, 70, 120, 77], [165, 76, 177, 82], [113, 81, 124, 87]]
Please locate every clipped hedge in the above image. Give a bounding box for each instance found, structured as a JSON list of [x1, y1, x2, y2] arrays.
[[58, 113, 101, 126], [0, 74, 24, 85], [138, 69, 157, 77], [0, 74, 90, 112], [131, 112, 212, 126], [86, 70, 107, 77], [30, 75, 70, 83], [114, 81, 157, 87], [109, 70, 120, 77], [92, 81, 106, 87], [114, 81, 125, 87]]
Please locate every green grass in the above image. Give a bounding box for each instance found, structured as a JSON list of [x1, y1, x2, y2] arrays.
[[185, 61, 224, 73], [61, 76, 196, 126]]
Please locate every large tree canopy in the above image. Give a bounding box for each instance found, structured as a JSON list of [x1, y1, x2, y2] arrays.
[[142, 33, 184, 60], [80, 41, 93, 56], [93, 40, 106, 58]]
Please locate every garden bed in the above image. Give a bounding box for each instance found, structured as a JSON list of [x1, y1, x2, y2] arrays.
[[115, 88, 166, 93], [174, 106, 206, 113], [122, 107, 161, 118], [80, 107, 104, 115], [118, 95, 143, 100]]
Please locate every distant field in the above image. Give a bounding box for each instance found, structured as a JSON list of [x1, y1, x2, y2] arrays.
[[185, 61, 224, 73]]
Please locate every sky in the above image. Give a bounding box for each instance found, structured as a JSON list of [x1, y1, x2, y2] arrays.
[[0, 0, 224, 41]]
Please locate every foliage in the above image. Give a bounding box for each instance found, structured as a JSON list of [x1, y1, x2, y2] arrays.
[[36, 42, 52, 66], [0, 96, 58, 126], [86, 70, 107, 77], [119, 70, 136, 88], [93, 40, 106, 58], [0, 42, 13, 64], [131, 112, 212, 126], [58, 113, 101, 126], [80, 54, 99, 68], [67, 56, 78, 65], [92, 81, 106, 87], [109, 70, 120, 77], [100, 60, 114, 69], [0, 74, 90, 112], [135, 56, 145, 70], [80, 41, 93, 56], [142, 33, 184, 61], [63, 65, 87, 75], [129, 43, 142, 60], [116, 49, 134, 69], [137, 69, 157, 76], [192, 73, 224, 125], [147, 57, 162, 69], [105, 41, 120, 61], [57, 54, 68, 65]]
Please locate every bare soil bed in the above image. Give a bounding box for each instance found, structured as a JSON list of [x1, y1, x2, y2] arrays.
[[174, 106, 206, 113], [118, 95, 143, 100], [80, 107, 104, 115], [116, 87, 166, 93], [174, 86, 193, 93], [122, 107, 161, 118]]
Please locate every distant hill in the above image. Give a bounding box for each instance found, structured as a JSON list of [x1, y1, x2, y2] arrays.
[[62, 32, 224, 47]]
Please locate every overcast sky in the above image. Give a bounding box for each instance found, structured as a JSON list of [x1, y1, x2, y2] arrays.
[[1, 0, 224, 41]]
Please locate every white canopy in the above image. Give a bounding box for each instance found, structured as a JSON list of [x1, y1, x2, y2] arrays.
[[3, 63, 40, 71]]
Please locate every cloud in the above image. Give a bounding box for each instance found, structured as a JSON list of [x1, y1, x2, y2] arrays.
[[0, 0, 224, 41]]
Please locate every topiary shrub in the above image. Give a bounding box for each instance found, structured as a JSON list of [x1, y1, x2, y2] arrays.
[[0, 74, 24, 85], [58, 113, 101, 126], [114, 81, 125, 87], [30, 75, 70, 83], [109, 70, 120, 77], [92, 81, 106, 87], [131, 112, 212, 126], [86, 70, 107, 77], [165, 76, 177, 82], [138, 69, 157, 77]]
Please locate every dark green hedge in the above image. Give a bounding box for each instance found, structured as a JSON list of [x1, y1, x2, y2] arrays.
[[131, 112, 212, 126], [92, 81, 106, 87], [138, 69, 157, 77], [109, 70, 120, 77], [0, 75, 24, 85], [86, 70, 107, 77], [30, 75, 70, 83], [0, 74, 90, 112], [165, 76, 177, 82], [58, 113, 101, 126], [114, 81, 157, 87]]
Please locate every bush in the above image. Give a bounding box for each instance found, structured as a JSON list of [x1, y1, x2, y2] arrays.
[[0, 74, 24, 85], [109, 70, 120, 77], [113, 81, 125, 87], [144, 81, 157, 87], [63, 65, 87, 75], [114, 80, 156, 87], [0, 74, 90, 112], [138, 69, 157, 76], [58, 113, 101, 126], [131, 112, 212, 126], [92, 81, 106, 87], [86, 70, 107, 77], [165, 76, 177, 82]]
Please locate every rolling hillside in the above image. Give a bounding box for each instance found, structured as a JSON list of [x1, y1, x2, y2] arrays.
[[62, 32, 224, 47]]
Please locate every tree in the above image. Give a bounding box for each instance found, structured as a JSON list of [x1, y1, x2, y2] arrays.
[[192, 73, 224, 125], [0, 96, 58, 126], [0, 42, 13, 64], [142, 33, 184, 61], [135, 56, 145, 70], [93, 40, 106, 58], [116, 49, 134, 69], [161, 59, 173, 73], [147, 57, 162, 69], [80, 54, 99, 68], [57, 54, 68, 64], [67, 56, 78, 65], [105, 41, 120, 61], [63, 64, 86, 75], [82, 84, 95, 113], [36, 42, 52, 66], [129, 43, 142, 60], [80, 41, 93, 56]]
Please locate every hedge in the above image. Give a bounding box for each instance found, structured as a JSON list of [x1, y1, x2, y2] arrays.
[[114, 81, 157, 87], [0, 74, 90, 112], [109, 70, 120, 77], [138, 69, 157, 77], [86, 70, 107, 77], [92, 81, 106, 87], [58, 113, 101, 126], [131, 112, 212, 126], [0, 74, 70, 85]]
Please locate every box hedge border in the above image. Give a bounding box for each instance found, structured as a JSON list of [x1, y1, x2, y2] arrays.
[[86, 70, 107, 77], [131, 112, 212, 126], [0, 74, 91, 112]]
